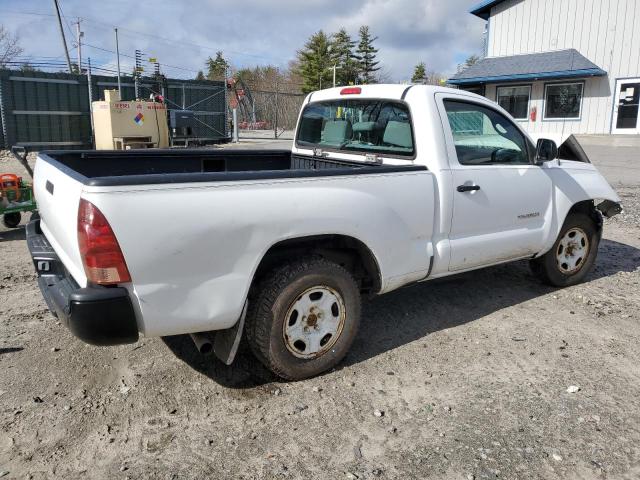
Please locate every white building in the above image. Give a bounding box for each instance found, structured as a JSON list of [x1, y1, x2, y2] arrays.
[[448, 0, 640, 139]]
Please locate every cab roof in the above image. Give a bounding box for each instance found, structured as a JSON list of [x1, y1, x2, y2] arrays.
[[306, 84, 463, 103]]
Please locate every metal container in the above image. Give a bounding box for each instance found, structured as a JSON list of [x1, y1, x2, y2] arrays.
[[92, 90, 169, 150]]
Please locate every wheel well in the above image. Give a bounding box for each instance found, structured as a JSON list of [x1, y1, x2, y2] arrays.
[[567, 200, 602, 229], [252, 235, 382, 294]]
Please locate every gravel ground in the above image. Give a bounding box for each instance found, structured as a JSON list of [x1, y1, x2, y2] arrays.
[[1, 150, 640, 479]]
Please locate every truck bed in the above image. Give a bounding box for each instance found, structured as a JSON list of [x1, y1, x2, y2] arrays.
[[41, 149, 425, 187]]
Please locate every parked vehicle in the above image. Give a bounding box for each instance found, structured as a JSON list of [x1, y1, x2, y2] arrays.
[[27, 85, 621, 380], [1, 148, 37, 228]]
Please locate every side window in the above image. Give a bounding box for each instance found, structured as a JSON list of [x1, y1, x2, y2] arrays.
[[443, 99, 530, 166]]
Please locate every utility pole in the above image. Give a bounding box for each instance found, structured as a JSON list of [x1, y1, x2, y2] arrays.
[[87, 57, 94, 147], [114, 28, 122, 97], [75, 18, 83, 74], [52, 0, 73, 73], [332, 65, 336, 88], [274, 75, 279, 139]]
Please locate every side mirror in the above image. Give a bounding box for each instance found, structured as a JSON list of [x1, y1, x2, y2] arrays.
[[535, 138, 558, 164]]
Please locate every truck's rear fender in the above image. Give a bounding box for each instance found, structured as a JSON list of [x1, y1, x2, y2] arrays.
[[537, 161, 620, 256], [251, 234, 383, 295]]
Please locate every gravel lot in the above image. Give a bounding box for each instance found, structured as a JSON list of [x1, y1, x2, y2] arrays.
[[1, 150, 639, 479]]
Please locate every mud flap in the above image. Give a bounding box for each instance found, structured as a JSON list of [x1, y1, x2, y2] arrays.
[[213, 301, 247, 365]]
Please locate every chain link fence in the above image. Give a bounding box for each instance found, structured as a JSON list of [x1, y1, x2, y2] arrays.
[[235, 85, 305, 139]]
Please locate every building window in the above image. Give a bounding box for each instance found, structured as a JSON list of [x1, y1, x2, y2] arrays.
[[496, 85, 531, 120], [544, 82, 583, 120]]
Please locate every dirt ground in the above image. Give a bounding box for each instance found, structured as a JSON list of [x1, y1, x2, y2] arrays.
[[1, 151, 640, 479]]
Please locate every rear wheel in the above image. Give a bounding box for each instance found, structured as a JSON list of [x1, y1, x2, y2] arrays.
[[530, 212, 600, 287], [245, 257, 361, 380], [2, 212, 21, 228]]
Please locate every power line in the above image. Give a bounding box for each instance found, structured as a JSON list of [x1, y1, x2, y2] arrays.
[[82, 42, 198, 74], [0, 9, 293, 65], [78, 16, 287, 63]]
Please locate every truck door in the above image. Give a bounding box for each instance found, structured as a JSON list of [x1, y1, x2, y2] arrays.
[[437, 95, 553, 272]]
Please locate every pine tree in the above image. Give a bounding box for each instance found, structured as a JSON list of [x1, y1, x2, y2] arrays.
[[330, 28, 358, 86], [411, 62, 426, 84], [356, 26, 380, 84], [206, 51, 229, 81], [296, 30, 333, 94], [195, 70, 205, 81], [456, 54, 481, 73]]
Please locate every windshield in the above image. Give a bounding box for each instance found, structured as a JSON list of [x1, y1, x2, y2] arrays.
[[296, 99, 414, 157]]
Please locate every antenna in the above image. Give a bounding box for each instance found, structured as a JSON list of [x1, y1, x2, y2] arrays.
[[134, 49, 143, 99]]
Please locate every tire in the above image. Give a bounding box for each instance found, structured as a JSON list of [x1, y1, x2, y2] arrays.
[[245, 257, 361, 380], [530, 212, 600, 287], [2, 212, 21, 229]]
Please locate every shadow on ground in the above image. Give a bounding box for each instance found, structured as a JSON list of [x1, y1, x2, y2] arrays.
[[166, 239, 640, 387], [0, 226, 26, 242]]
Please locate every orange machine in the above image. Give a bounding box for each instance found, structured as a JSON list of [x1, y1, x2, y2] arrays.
[[0, 174, 21, 202]]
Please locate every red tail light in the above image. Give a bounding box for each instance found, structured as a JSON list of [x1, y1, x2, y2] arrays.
[[77, 198, 131, 285], [340, 87, 361, 95]]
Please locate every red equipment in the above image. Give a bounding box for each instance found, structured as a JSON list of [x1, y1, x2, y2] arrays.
[[0, 174, 21, 202]]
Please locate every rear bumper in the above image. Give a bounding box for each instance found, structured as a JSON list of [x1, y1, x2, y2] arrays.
[[27, 218, 139, 346]]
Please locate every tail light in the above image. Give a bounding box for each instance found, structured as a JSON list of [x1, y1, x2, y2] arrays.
[[77, 198, 131, 285], [340, 87, 361, 95]]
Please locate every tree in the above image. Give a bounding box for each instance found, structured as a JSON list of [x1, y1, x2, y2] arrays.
[[411, 62, 426, 84], [296, 30, 332, 94], [19, 62, 38, 72], [206, 51, 229, 81], [465, 54, 480, 67], [195, 70, 205, 81], [356, 26, 380, 84], [424, 70, 446, 86], [456, 54, 481, 73], [0, 25, 23, 68], [330, 28, 358, 86]]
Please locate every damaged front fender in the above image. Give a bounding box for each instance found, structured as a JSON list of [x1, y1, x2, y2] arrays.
[[597, 199, 623, 218]]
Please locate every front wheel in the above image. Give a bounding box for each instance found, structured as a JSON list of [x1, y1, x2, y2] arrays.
[[245, 257, 361, 380], [530, 212, 600, 287], [2, 212, 21, 228]]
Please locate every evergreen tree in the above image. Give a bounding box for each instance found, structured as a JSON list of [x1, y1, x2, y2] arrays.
[[206, 51, 229, 81], [456, 54, 481, 73], [465, 54, 480, 67], [356, 26, 380, 84], [296, 30, 333, 94], [195, 70, 205, 81], [19, 62, 38, 72], [330, 28, 358, 86], [411, 62, 426, 84]]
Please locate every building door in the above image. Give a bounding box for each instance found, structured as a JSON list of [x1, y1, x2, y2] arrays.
[[613, 79, 640, 134]]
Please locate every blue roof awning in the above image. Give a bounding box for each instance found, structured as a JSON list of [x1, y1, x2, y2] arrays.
[[469, 0, 508, 19], [448, 49, 607, 86]]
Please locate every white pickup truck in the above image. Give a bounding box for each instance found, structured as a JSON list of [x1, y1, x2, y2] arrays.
[[27, 84, 621, 380]]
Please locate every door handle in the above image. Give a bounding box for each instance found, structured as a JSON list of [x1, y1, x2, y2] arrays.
[[457, 184, 481, 193]]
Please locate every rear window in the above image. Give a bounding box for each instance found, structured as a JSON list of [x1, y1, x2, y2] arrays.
[[296, 99, 414, 157]]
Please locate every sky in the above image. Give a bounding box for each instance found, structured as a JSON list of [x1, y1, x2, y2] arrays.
[[1, 0, 486, 81]]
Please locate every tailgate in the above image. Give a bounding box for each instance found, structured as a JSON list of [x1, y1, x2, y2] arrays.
[[33, 155, 87, 287]]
